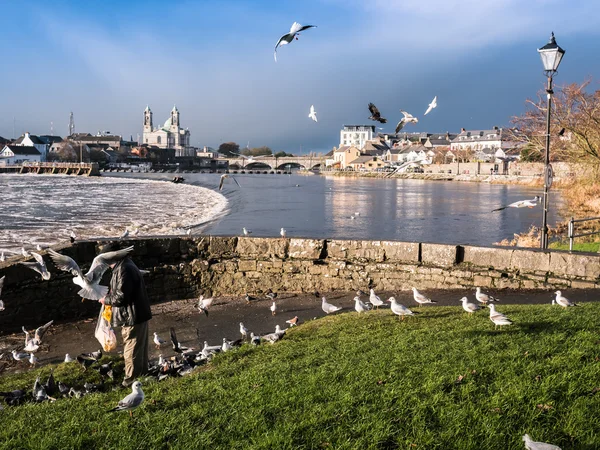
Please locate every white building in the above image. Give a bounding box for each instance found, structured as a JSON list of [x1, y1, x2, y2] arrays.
[[14, 132, 49, 161], [339, 125, 375, 150], [143, 105, 192, 157], [450, 127, 516, 154], [0, 145, 41, 165]]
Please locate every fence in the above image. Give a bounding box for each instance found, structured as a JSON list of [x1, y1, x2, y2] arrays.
[[567, 216, 600, 251]]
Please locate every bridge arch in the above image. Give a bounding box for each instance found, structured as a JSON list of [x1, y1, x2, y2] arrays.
[[276, 162, 306, 170], [245, 161, 272, 170]]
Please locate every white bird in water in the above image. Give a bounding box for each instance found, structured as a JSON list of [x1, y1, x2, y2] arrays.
[[108, 381, 144, 417], [308, 105, 318, 122], [322, 296, 342, 314], [488, 304, 513, 328], [64, 353, 74, 363], [424, 96, 437, 115], [219, 174, 241, 191], [388, 297, 415, 320], [554, 290, 578, 308], [395, 110, 419, 133], [242, 227, 252, 236], [369, 289, 384, 309], [354, 296, 371, 313], [522, 434, 562, 450], [69, 230, 77, 243], [153, 332, 166, 349], [412, 287, 436, 306], [280, 228, 287, 238], [459, 296, 480, 314], [270, 301, 277, 316], [492, 196, 540, 212], [196, 295, 214, 316], [274, 22, 317, 62], [21, 247, 30, 257], [48, 246, 134, 301], [20, 252, 51, 280], [120, 228, 129, 239], [475, 287, 498, 305]]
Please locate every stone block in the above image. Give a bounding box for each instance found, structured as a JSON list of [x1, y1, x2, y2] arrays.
[[421, 243, 457, 266], [549, 251, 600, 279], [236, 237, 287, 259], [511, 249, 550, 273], [462, 246, 513, 270], [473, 275, 493, 288], [570, 280, 596, 289], [237, 260, 257, 272], [289, 239, 324, 260], [208, 236, 238, 258], [381, 241, 420, 263]]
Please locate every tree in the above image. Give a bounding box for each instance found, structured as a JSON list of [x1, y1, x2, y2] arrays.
[[241, 146, 272, 157], [274, 151, 294, 157], [218, 142, 240, 157]]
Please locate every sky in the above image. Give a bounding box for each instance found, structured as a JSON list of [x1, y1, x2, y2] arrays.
[[1, 0, 599, 154]]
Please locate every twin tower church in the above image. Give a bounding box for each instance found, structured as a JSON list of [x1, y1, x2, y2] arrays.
[[142, 105, 192, 156]]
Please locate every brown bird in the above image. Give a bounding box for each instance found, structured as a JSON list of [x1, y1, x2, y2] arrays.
[[285, 316, 300, 327], [368, 103, 387, 124]]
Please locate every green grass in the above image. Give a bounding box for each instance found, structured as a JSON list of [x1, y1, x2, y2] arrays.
[[549, 240, 600, 252], [1, 304, 600, 449]]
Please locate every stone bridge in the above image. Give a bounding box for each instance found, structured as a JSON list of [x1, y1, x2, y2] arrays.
[[222, 155, 326, 170]]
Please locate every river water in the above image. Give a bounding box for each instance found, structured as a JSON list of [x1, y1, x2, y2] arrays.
[[0, 172, 562, 254]]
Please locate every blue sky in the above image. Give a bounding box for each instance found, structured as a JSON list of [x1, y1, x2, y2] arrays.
[[1, 0, 599, 153]]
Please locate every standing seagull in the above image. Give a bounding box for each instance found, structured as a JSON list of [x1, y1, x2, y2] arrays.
[[475, 287, 498, 305], [308, 105, 318, 122], [20, 252, 51, 280], [554, 291, 578, 308], [153, 332, 166, 349], [270, 301, 277, 316], [120, 229, 129, 239], [395, 110, 419, 133], [354, 296, 371, 314], [424, 96, 437, 115], [108, 381, 144, 417], [219, 174, 241, 191], [522, 434, 562, 450], [459, 297, 480, 315], [488, 304, 513, 329], [239, 322, 249, 340], [321, 296, 342, 314], [492, 196, 540, 212], [369, 289, 384, 309], [388, 297, 415, 320], [368, 103, 387, 124], [280, 228, 287, 238], [412, 287, 436, 307], [242, 227, 252, 236], [274, 22, 317, 62]]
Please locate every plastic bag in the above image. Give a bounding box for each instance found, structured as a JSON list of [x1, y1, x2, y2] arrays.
[[95, 305, 117, 352]]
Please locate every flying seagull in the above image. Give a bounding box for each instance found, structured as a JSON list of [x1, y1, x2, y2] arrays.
[[108, 381, 144, 417], [48, 246, 134, 300], [395, 110, 419, 134], [22, 320, 53, 352], [196, 295, 213, 317], [274, 22, 316, 62], [308, 105, 318, 122], [368, 103, 387, 124], [424, 96, 437, 115], [219, 174, 241, 191], [20, 252, 51, 281], [492, 196, 540, 212]]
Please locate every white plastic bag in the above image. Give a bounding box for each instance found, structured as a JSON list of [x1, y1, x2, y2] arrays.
[[95, 306, 117, 352]]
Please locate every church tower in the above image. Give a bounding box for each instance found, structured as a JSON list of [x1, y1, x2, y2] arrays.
[[170, 105, 180, 130], [143, 106, 153, 133]]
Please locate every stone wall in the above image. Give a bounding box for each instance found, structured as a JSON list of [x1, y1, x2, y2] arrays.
[[1, 236, 598, 333]]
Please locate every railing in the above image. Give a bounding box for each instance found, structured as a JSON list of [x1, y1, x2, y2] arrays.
[[568, 216, 600, 251]]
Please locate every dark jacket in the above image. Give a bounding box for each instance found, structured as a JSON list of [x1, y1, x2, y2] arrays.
[[104, 257, 152, 327]]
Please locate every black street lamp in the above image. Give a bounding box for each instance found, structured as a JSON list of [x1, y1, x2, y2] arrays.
[[537, 32, 565, 249]]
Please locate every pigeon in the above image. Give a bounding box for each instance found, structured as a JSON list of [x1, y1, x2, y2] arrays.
[[245, 293, 256, 304], [170, 327, 193, 354], [120, 229, 129, 239], [424, 96, 437, 115], [488, 304, 513, 328], [274, 22, 317, 62], [459, 297, 480, 314], [354, 296, 371, 313], [270, 301, 277, 316], [388, 297, 415, 320], [250, 332, 261, 346], [280, 228, 287, 238], [84, 382, 100, 393], [219, 174, 241, 191], [475, 287, 498, 305], [58, 381, 70, 397], [322, 296, 342, 314], [492, 196, 540, 212], [196, 295, 213, 317], [108, 381, 144, 417], [22, 320, 53, 352], [64, 353, 74, 363], [286, 316, 299, 327], [12, 350, 29, 362], [369, 289, 384, 309], [308, 105, 318, 122], [554, 291, 578, 308], [48, 246, 134, 300], [95, 361, 114, 379], [395, 110, 419, 133], [44, 370, 56, 396], [0, 389, 26, 406], [242, 227, 252, 236], [32, 377, 49, 402], [368, 103, 387, 124], [522, 434, 561, 450], [266, 291, 277, 301], [412, 287, 436, 306], [239, 322, 248, 339], [76, 350, 102, 370], [153, 332, 166, 349], [20, 252, 51, 280]]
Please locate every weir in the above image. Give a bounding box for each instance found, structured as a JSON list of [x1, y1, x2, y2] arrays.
[[0, 162, 100, 176]]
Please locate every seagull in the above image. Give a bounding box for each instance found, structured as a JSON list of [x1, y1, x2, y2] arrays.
[[322, 296, 342, 314], [280, 228, 287, 238], [265, 291, 277, 301], [186, 229, 192, 236], [270, 301, 277, 316], [424, 96, 437, 115], [153, 332, 166, 349], [522, 434, 561, 450], [21, 247, 31, 257], [369, 289, 384, 309], [48, 246, 134, 300], [388, 297, 415, 320], [286, 316, 299, 327], [488, 304, 513, 328], [196, 295, 213, 316], [64, 353, 74, 363], [29, 353, 38, 367], [308, 105, 318, 122], [395, 110, 419, 134], [274, 22, 317, 62], [412, 287, 436, 306], [250, 332, 261, 346], [354, 296, 371, 313], [20, 252, 51, 280], [475, 287, 498, 305], [108, 381, 144, 417], [239, 322, 248, 340], [219, 174, 241, 191], [120, 228, 129, 239], [368, 103, 387, 124], [69, 230, 77, 243], [492, 196, 540, 212], [22, 320, 53, 352], [459, 296, 480, 314], [11, 350, 29, 362], [0, 252, 4, 262], [222, 338, 233, 352], [242, 227, 252, 236], [170, 327, 193, 354], [554, 291, 578, 308]]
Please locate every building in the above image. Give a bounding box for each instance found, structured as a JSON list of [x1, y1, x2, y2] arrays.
[[347, 155, 386, 171], [70, 133, 123, 150], [450, 127, 516, 154], [14, 132, 49, 161], [0, 145, 41, 165], [333, 146, 361, 169], [339, 125, 375, 149], [197, 146, 219, 159], [143, 105, 192, 157]]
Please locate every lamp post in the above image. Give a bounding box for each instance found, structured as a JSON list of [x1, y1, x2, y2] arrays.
[[537, 32, 565, 249]]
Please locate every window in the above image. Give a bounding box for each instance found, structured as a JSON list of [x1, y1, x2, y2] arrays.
[[157, 136, 161, 144]]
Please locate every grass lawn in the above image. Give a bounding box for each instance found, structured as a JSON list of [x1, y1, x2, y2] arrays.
[[1, 304, 599, 449], [549, 240, 600, 253]]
